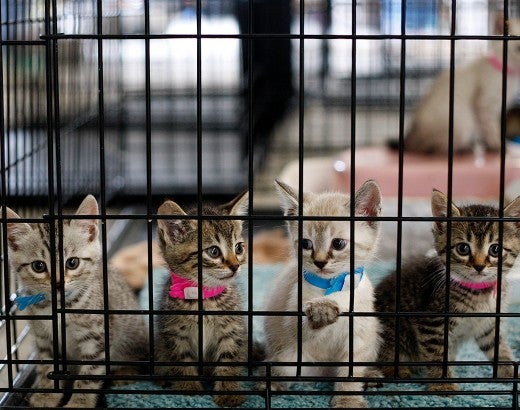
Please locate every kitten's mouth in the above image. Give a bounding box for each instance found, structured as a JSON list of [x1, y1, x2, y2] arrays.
[[316, 269, 333, 276], [218, 272, 236, 280]]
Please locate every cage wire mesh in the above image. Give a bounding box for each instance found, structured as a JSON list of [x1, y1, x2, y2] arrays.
[[1, 0, 520, 408]]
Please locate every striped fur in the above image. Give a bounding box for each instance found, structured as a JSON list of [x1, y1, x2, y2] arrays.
[[154, 192, 248, 408], [375, 190, 520, 392], [5, 196, 149, 408]]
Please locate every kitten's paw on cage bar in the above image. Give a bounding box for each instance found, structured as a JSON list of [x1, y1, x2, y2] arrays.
[[304, 298, 340, 330]]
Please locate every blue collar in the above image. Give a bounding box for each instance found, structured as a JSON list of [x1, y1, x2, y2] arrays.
[[13, 289, 78, 311], [303, 266, 364, 295], [13, 293, 46, 311]]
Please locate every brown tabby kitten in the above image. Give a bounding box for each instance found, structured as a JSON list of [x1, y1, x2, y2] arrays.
[[155, 192, 248, 408], [6, 195, 149, 408], [375, 190, 520, 392]]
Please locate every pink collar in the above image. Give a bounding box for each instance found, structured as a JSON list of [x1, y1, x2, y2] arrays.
[[169, 272, 226, 300], [451, 277, 497, 292], [488, 54, 520, 76]]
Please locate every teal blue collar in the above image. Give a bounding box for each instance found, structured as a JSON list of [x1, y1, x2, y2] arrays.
[[303, 266, 364, 295], [14, 289, 78, 311], [14, 293, 46, 310]]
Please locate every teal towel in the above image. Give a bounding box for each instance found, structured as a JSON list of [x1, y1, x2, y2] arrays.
[[107, 263, 520, 408]]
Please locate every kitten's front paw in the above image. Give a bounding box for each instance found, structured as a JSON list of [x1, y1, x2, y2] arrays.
[[174, 380, 204, 391], [427, 382, 460, 396], [214, 381, 245, 407], [364, 367, 384, 388], [331, 395, 368, 408], [111, 366, 141, 386], [255, 381, 285, 392], [29, 392, 63, 407], [497, 365, 514, 378], [304, 298, 340, 329], [63, 394, 98, 408], [213, 394, 246, 408]]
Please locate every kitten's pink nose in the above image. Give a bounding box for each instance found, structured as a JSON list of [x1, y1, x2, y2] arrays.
[[314, 260, 327, 270], [473, 264, 485, 273]]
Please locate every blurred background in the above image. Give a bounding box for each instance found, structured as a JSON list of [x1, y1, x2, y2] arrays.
[[2, 0, 517, 208]]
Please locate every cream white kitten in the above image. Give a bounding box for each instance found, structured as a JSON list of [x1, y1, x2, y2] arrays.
[[262, 180, 382, 409], [404, 16, 520, 154]]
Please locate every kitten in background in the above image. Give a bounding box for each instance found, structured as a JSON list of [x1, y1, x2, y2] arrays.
[[6, 196, 149, 408], [375, 190, 520, 392], [262, 180, 382, 408], [401, 15, 520, 154], [154, 192, 248, 408]]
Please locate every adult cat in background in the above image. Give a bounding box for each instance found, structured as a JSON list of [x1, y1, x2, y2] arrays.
[[403, 16, 520, 154]]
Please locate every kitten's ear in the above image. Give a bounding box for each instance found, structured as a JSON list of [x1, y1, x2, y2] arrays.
[[73, 195, 99, 242], [222, 191, 249, 216], [431, 189, 460, 233], [504, 195, 520, 227], [4, 207, 31, 251], [275, 179, 300, 216], [354, 180, 382, 219], [157, 200, 192, 242]]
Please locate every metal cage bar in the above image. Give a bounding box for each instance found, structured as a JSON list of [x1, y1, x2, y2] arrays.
[[1, 1, 520, 409]]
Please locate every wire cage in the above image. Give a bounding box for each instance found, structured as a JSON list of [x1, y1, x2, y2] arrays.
[[2, 0, 520, 408]]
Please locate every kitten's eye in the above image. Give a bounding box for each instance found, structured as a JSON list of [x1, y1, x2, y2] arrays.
[[488, 244, 501, 258], [455, 243, 471, 256], [206, 246, 221, 258], [31, 260, 47, 274], [331, 238, 346, 251], [235, 242, 245, 255], [65, 257, 80, 270], [301, 239, 313, 250]]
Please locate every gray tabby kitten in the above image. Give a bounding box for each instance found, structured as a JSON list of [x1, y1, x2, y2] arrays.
[[155, 192, 248, 408], [375, 189, 520, 392], [6, 195, 149, 408], [263, 180, 382, 409]]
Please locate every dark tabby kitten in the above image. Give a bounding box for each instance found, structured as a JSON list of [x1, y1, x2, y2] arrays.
[[6, 196, 149, 408], [155, 192, 248, 408], [375, 189, 520, 392]]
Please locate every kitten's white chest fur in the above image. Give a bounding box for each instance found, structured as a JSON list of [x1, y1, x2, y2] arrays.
[[306, 274, 379, 362], [266, 263, 381, 369]]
